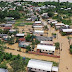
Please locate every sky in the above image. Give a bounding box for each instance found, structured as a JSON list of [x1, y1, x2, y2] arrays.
[[1, 0, 72, 2]]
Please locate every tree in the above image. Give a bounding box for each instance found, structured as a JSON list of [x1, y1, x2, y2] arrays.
[[10, 59, 26, 72], [26, 46, 31, 52], [55, 42, 60, 49], [48, 12, 54, 17], [25, 33, 32, 42]]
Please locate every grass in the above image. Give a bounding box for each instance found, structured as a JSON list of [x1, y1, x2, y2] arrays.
[[15, 22, 33, 26]]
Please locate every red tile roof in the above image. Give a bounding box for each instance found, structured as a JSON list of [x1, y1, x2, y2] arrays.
[[19, 38, 25, 41]]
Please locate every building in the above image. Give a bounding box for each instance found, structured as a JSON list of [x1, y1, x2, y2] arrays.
[[5, 24, 12, 27], [18, 41, 30, 48], [27, 59, 58, 72], [36, 36, 53, 41], [16, 33, 24, 37], [37, 44, 56, 54], [4, 27, 11, 30], [61, 29, 72, 34], [40, 41, 54, 45], [0, 68, 8, 72], [55, 23, 65, 29], [9, 29, 16, 33], [0, 34, 7, 38], [18, 38, 25, 42], [33, 30, 44, 36]]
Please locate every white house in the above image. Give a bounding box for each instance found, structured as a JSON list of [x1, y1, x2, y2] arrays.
[[16, 33, 24, 37], [40, 41, 53, 45], [34, 30, 44, 36], [27, 59, 58, 72], [35, 21, 41, 24], [55, 23, 65, 29], [62, 29, 72, 33], [37, 44, 56, 54]]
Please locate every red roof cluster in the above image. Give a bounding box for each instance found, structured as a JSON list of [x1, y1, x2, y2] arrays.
[[19, 38, 25, 42]]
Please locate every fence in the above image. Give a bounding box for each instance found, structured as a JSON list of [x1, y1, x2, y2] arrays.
[[28, 51, 60, 58]]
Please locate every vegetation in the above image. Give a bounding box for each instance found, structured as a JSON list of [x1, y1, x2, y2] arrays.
[[55, 42, 60, 49], [0, 51, 30, 71], [70, 45, 72, 54], [61, 32, 66, 36]]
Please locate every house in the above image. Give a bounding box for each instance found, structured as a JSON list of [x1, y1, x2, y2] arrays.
[[0, 34, 7, 38], [5, 24, 12, 27], [31, 15, 37, 21], [27, 59, 58, 72], [16, 33, 24, 37], [4, 27, 11, 30], [18, 38, 25, 42], [7, 20, 16, 24], [41, 13, 49, 19], [0, 68, 8, 72], [61, 29, 72, 34], [51, 20, 58, 24], [5, 17, 14, 20], [26, 18, 32, 21], [33, 30, 44, 36], [35, 21, 42, 24], [9, 29, 16, 33], [18, 41, 30, 48], [40, 41, 54, 45], [55, 23, 65, 29], [36, 36, 53, 41], [2, 36, 11, 41], [37, 44, 56, 54], [0, 24, 5, 27]]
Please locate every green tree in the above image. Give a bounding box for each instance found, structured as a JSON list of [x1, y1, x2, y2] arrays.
[[55, 42, 60, 49], [10, 59, 26, 72]]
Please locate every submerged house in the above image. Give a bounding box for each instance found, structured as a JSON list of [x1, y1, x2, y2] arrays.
[[27, 59, 58, 72], [18, 41, 30, 48], [37, 44, 56, 54]]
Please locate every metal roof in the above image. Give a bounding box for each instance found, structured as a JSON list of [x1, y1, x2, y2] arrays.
[[16, 33, 24, 36], [37, 44, 56, 51], [62, 29, 72, 32], [34, 30, 44, 33], [35, 21, 41, 24], [0, 68, 8, 72], [55, 23, 65, 26], [27, 59, 53, 71], [36, 36, 53, 41]]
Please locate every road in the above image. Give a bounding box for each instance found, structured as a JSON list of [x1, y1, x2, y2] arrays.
[[39, 14, 72, 72]]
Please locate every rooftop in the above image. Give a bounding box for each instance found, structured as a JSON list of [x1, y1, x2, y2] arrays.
[[27, 59, 53, 71]]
